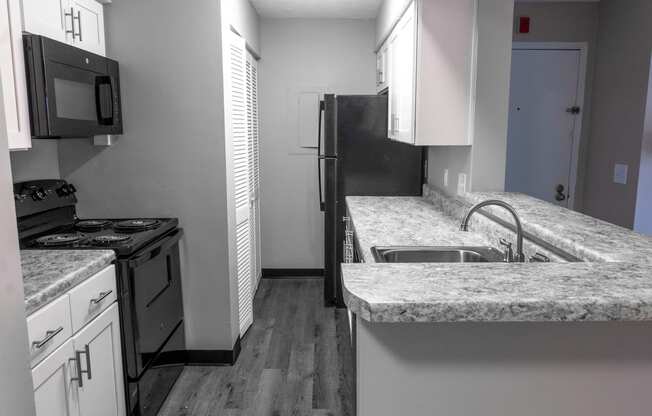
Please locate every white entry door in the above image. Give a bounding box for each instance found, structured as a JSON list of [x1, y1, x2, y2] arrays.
[[506, 47, 584, 207]]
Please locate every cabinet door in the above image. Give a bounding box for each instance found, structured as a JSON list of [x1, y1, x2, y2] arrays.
[[0, 0, 33, 150], [387, 35, 397, 140], [70, 0, 105, 55], [22, 0, 71, 43], [391, 2, 416, 144], [32, 339, 79, 416], [72, 303, 126, 416]]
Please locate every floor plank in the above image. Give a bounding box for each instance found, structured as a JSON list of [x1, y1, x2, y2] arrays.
[[158, 278, 354, 416]]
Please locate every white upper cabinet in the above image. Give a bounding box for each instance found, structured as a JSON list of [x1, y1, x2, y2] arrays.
[[22, 0, 106, 56], [1, 0, 32, 150], [388, 2, 416, 144], [70, 0, 106, 55], [22, 0, 70, 43], [379, 0, 478, 146], [376, 43, 389, 92]]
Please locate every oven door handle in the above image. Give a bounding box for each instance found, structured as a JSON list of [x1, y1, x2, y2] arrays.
[[128, 229, 184, 268]]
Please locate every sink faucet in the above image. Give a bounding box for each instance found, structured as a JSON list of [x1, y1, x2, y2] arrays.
[[460, 199, 526, 263]]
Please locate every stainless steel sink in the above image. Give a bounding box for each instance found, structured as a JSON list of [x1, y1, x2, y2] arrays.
[[371, 246, 505, 263]]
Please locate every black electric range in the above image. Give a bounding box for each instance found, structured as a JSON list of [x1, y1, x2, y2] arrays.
[[15, 179, 185, 416], [23, 217, 178, 256]]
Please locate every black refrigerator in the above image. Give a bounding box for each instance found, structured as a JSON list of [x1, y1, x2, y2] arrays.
[[318, 94, 425, 307]]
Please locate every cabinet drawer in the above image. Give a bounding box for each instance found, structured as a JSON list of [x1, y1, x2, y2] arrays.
[[27, 294, 72, 368], [69, 265, 117, 333]]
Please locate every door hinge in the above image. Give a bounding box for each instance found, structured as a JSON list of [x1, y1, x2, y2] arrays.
[[566, 106, 581, 115]]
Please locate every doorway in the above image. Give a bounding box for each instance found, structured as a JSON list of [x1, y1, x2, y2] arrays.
[[505, 43, 587, 208]]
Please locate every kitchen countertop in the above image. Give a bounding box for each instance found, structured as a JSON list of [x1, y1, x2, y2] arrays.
[[455, 191, 652, 264], [342, 191, 652, 323], [22, 250, 116, 316]]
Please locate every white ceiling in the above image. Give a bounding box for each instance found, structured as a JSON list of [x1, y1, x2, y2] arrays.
[[250, 0, 383, 19]]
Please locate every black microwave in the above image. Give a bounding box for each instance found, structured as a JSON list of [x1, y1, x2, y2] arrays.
[[23, 34, 123, 138]]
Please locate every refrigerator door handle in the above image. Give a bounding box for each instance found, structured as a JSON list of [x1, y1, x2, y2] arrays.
[[318, 100, 325, 212]]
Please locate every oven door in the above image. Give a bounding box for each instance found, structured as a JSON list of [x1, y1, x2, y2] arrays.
[[25, 34, 123, 138], [125, 229, 185, 377]]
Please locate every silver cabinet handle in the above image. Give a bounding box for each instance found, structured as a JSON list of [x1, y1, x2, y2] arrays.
[[32, 326, 64, 349], [71, 345, 92, 387], [65, 7, 75, 37], [74, 10, 82, 41], [90, 290, 112, 304]]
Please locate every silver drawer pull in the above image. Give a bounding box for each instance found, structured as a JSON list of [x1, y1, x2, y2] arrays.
[[32, 326, 64, 349], [70, 344, 92, 387], [90, 290, 113, 304]]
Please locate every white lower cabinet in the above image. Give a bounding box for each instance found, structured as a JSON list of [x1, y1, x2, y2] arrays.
[[73, 303, 125, 416], [29, 266, 125, 416], [32, 339, 79, 416]]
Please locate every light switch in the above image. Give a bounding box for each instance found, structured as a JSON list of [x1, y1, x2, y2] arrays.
[[614, 163, 628, 185], [443, 169, 449, 187], [457, 173, 467, 195]]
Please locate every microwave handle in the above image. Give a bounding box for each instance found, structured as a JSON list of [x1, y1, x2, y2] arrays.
[[95, 76, 114, 125]]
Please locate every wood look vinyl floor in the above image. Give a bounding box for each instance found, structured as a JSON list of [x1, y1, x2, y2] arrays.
[[158, 278, 355, 416]]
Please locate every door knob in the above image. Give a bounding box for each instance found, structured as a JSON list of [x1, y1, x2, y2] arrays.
[[555, 184, 567, 202]]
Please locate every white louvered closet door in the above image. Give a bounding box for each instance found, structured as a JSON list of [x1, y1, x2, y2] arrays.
[[226, 32, 253, 336], [246, 52, 262, 291]]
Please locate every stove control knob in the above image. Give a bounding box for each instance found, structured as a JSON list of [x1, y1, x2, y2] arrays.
[[56, 186, 69, 196], [67, 184, 77, 193], [32, 189, 47, 201]]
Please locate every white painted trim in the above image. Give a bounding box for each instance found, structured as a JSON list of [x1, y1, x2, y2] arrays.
[[467, 0, 479, 146], [511, 41, 589, 210]]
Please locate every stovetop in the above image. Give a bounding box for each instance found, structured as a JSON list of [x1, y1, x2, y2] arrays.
[[22, 217, 179, 257]]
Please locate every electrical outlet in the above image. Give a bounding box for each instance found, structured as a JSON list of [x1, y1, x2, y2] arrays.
[[457, 173, 467, 195], [443, 169, 449, 187], [614, 163, 628, 185]]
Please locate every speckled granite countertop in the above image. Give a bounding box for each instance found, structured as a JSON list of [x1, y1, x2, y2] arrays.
[[342, 192, 652, 323], [455, 191, 652, 264], [347, 196, 491, 263], [22, 250, 116, 316]]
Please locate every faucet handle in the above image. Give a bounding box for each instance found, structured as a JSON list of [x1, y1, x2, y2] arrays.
[[499, 238, 514, 263]]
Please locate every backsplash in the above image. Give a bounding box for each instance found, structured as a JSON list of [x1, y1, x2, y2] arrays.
[[422, 184, 569, 262], [10, 140, 61, 182]]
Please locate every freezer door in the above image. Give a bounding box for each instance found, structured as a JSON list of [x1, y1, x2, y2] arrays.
[[323, 157, 338, 306], [337, 95, 423, 196], [323, 94, 337, 157]]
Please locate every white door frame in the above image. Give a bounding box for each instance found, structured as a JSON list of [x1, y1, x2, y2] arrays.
[[511, 42, 588, 209]]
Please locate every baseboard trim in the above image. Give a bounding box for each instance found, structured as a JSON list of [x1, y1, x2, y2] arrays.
[[262, 268, 324, 278], [185, 336, 241, 366]]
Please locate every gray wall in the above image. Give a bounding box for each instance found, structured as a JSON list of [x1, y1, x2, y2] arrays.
[[0, 78, 37, 416], [259, 18, 376, 269], [58, 0, 237, 350], [10, 140, 61, 181], [427, 0, 514, 195], [583, 0, 652, 228], [512, 1, 600, 212]]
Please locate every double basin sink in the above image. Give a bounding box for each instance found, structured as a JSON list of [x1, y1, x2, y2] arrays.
[[371, 246, 506, 263]]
